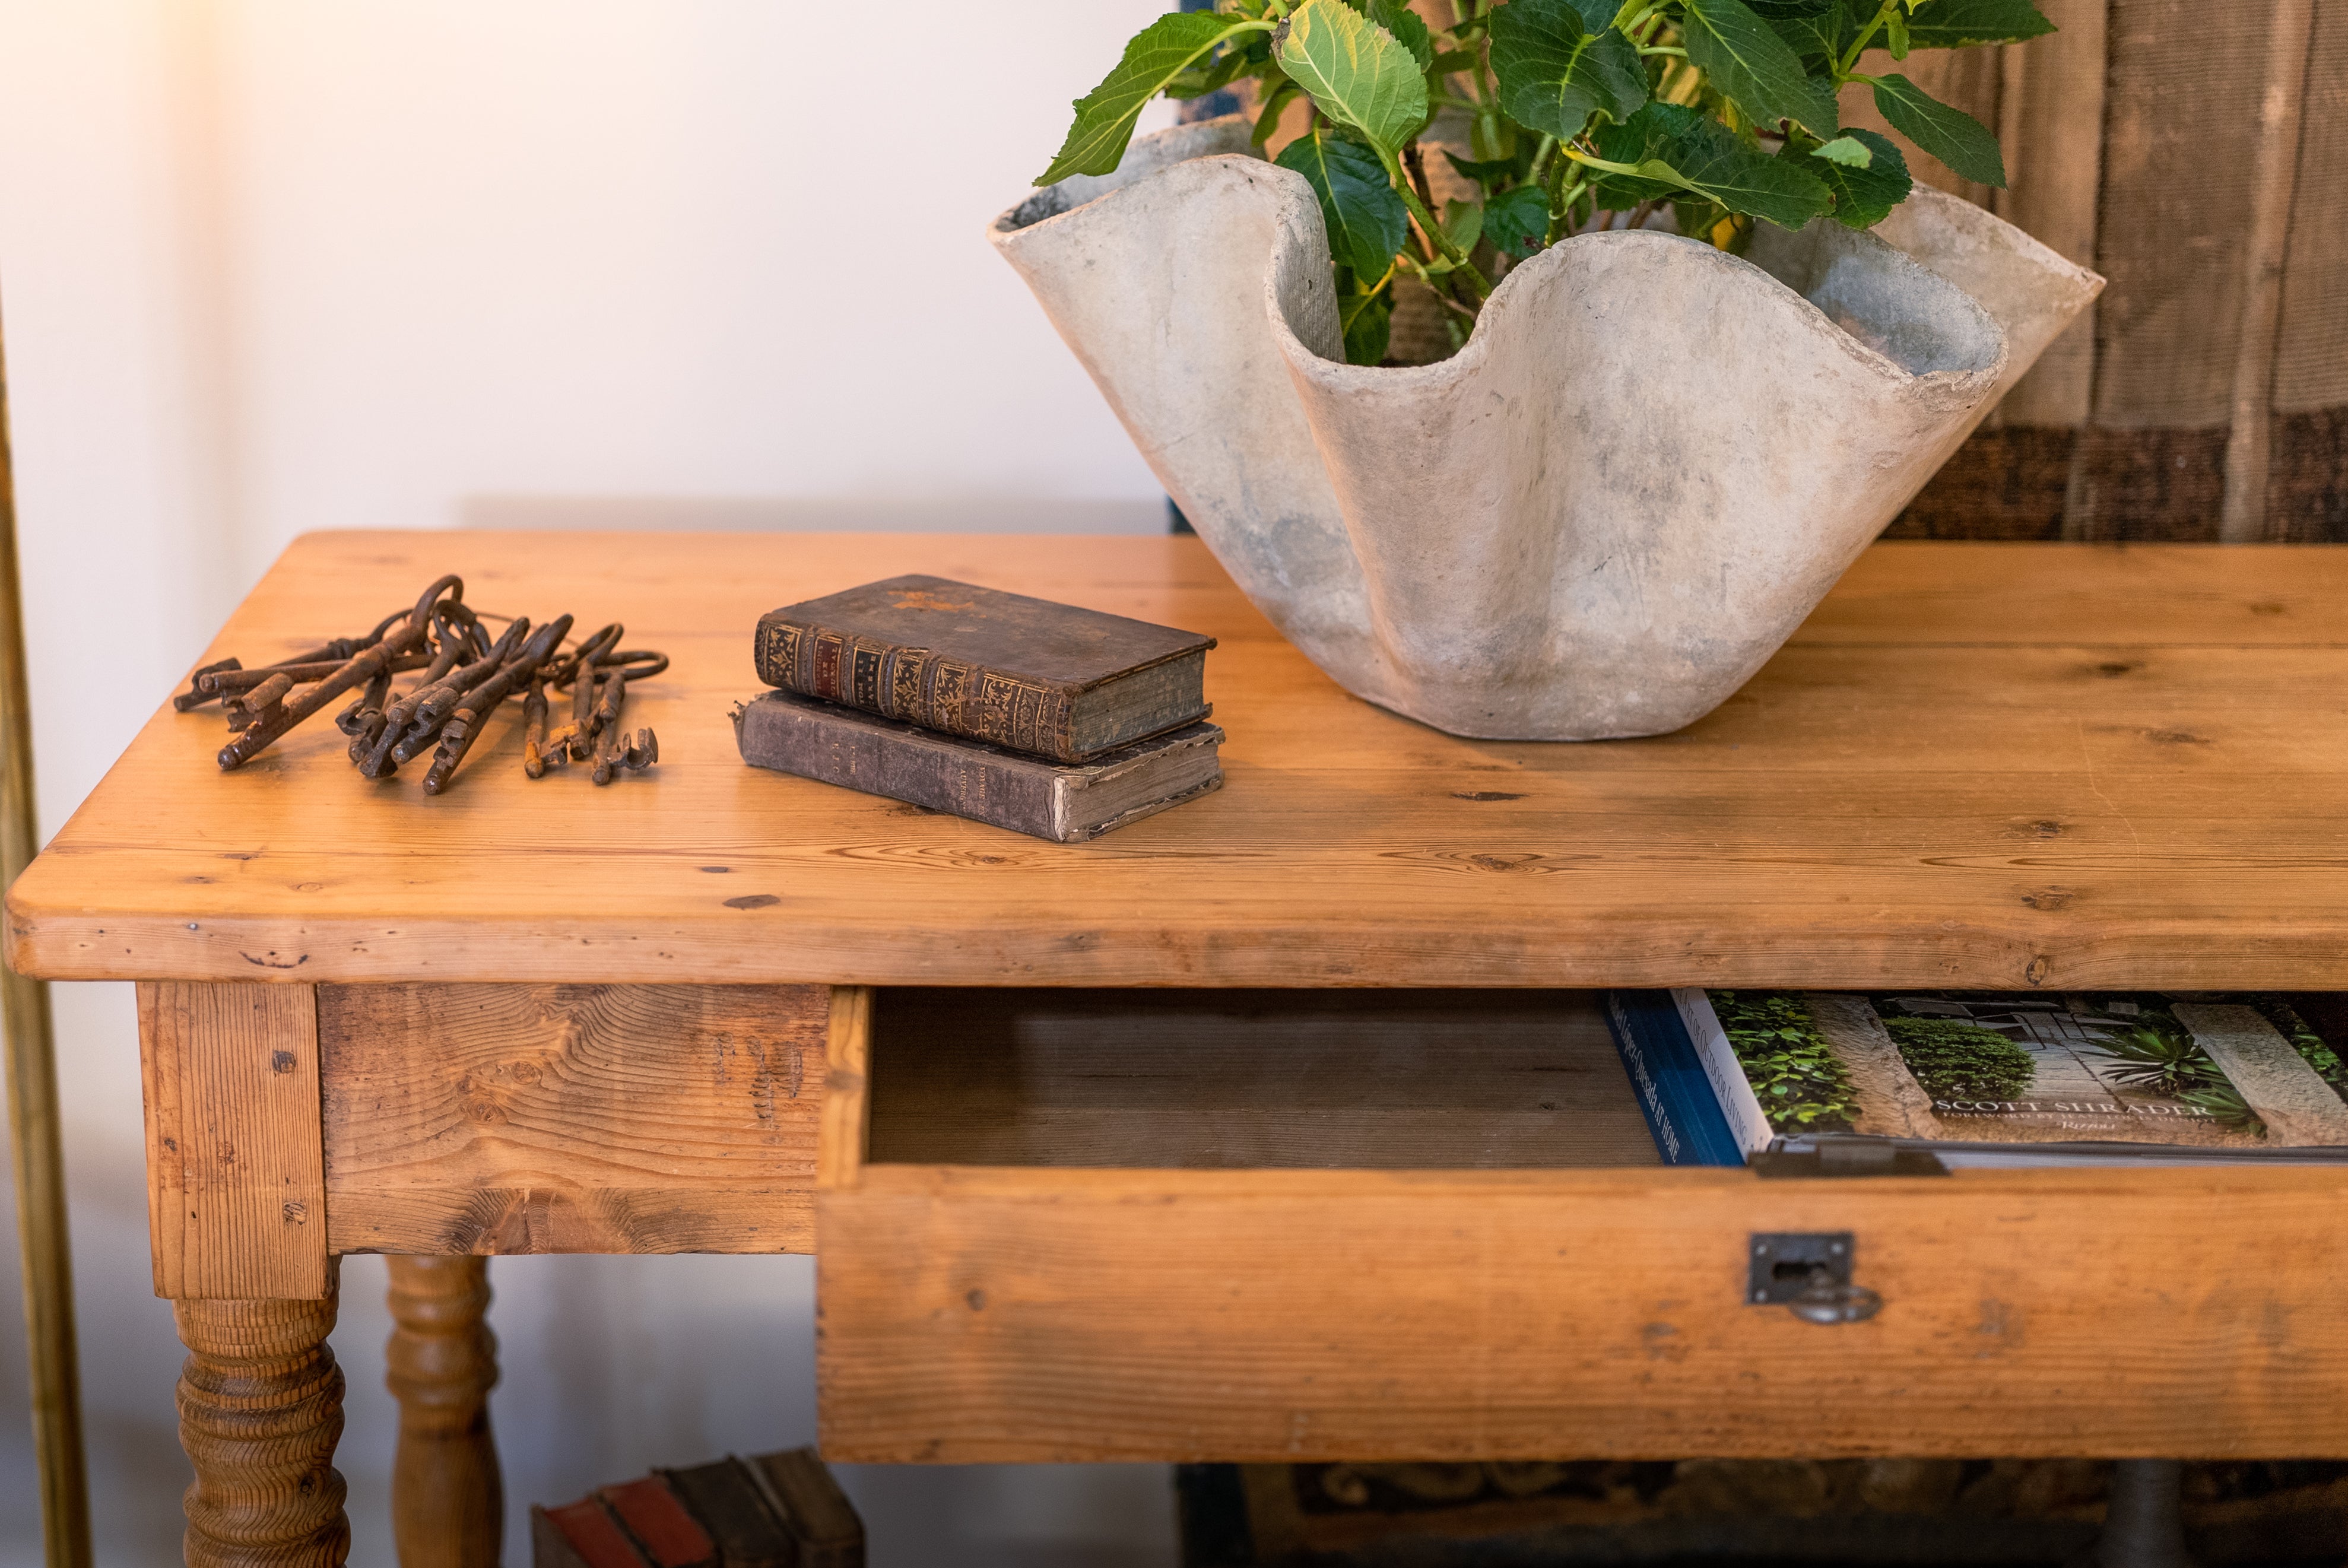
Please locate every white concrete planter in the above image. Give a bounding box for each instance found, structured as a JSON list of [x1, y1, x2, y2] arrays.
[[994, 118, 2102, 741]]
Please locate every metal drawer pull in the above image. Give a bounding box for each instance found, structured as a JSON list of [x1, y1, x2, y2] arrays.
[[1788, 1277, 1885, 1325], [1748, 1231, 1884, 1325]]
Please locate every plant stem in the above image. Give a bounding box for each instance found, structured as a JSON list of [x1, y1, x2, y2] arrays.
[[1386, 151, 1493, 298], [1835, 0, 1899, 78], [1527, 132, 1558, 185]]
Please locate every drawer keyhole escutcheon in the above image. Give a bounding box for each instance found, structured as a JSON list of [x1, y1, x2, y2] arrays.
[[1749, 1231, 1884, 1325]]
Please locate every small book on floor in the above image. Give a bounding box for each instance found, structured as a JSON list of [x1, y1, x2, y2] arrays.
[[735, 690, 1223, 843], [533, 1446, 864, 1568], [754, 574, 1215, 763], [1605, 989, 2348, 1168]]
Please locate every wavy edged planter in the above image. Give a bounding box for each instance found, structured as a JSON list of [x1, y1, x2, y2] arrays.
[[994, 119, 2103, 741]]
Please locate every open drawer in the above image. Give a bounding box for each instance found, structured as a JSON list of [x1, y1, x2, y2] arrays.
[[814, 987, 2348, 1463]]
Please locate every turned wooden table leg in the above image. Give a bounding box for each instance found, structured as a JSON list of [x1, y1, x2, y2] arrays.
[[173, 1263, 351, 1568], [386, 1255, 503, 1566]]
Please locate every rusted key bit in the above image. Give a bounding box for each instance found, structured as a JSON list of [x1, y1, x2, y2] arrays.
[[422, 617, 570, 795], [173, 658, 242, 712], [522, 677, 550, 779], [220, 573, 461, 771], [337, 666, 394, 739], [222, 671, 297, 730]]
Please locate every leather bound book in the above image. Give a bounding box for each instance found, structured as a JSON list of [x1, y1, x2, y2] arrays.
[[747, 1448, 866, 1568], [736, 691, 1224, 843], [655, 1459, 792, 1568], [598, 1477, 719, 1568], [532, 1500, 653, 1568], [753, 574, 1214, 763]]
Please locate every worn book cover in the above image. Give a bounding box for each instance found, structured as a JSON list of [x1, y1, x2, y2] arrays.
[[748, 1447, 867, 1568], [735, 689, 1223, 843], [596, 1477, 718, 1568], [531, 1500, 653, 1568], [656, 1460, 792, 1568], [753, 574, 1214, 761], [1674, 991, 2348, 1163]]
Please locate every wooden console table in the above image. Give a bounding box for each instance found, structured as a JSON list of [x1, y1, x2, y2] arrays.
[[8, 531, 2348, 1566]]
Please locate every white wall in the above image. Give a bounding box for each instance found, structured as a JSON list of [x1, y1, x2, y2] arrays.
[[0, 4, 1184, 1562]]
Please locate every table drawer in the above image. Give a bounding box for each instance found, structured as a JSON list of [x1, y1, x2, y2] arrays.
[[816, 988, 2348, 1463]]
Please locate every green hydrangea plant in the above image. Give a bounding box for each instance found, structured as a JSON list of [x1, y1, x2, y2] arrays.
[[1039, 0, 2053, 362]]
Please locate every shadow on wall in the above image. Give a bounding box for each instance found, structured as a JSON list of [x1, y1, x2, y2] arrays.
[[458, 495, 1170, 535]]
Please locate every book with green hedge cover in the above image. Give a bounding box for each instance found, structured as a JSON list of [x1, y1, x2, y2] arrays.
[[1604, 990, 2348, 1167]]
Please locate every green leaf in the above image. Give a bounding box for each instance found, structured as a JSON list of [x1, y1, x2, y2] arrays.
[[1341, 285, 1394, 365], [1427, 47, 1483, 76], [1489, 0, 1649, 141], [1746, 0, 1833, 16], [1871, 71, 2006, 186], [1275, 128, 1412, 277], [1442, 197, 1485, 252], [1802, 125, 1910, 226], [1903, 0, 2055, 47], [1166, 31, 1272, 98], [1484, 183, 1553, 255], [1348, 0, 1436, 69], [1810, 134, 1873, 166], [1276, 0, 1431, 158], [1881, 5, 1911, 57], [1680, 0, 1837, 134], [1037, 11, 1270, 184], [1444, 149, 1527, 190], [1662, 115, 1836, 228], [1252, 77, 1304, 145], [1765, 0, 1859, 66], [1589, 99, 1703, 205]]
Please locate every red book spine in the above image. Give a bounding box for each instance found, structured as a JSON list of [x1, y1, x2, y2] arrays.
[[599, 1476, 719, 1568], [537, 1499, 652, 1568]]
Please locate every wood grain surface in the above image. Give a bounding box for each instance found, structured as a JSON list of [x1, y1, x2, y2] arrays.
[[385, 1256, 501, 1567], [140, 982, 329, 1301], [174, 1268, 349, 1567], [816, 1164, 2348, 1464], [868, 989, 1658, 1169], [320, 984, 826, 1256], [15, 534, 2348, 989]]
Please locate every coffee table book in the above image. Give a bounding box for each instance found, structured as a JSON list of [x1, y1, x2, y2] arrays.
[[1608, 990, 2348, 1168]]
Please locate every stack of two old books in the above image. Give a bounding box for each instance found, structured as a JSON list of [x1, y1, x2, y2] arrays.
[[735, 575, 1223, 842]]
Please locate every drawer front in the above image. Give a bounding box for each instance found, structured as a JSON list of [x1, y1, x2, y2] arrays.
[[818, 1164, 2348, 1462], [322, 983, 827, 1255]]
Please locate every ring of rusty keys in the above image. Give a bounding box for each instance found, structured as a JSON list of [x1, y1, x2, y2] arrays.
[[175, 574, 666, 794]]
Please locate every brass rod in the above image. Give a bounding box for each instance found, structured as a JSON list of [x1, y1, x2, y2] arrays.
[[0, 301, 94, 1566]]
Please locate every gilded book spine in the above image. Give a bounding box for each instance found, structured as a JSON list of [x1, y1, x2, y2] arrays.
[[755, 618, 1074, 757]]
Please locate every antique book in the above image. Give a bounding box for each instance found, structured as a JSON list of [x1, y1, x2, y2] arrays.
[[596, 1477, 718, 1568], [735, 690, 1223, 843], [537, 1450, 864, 1568], [748, 1447, 867, 1568], [1607, 991, 2348, 1168], [655, 1459, 792, 1568], [753, 573, 1214, 761], [531, 1500, 652, 1568]]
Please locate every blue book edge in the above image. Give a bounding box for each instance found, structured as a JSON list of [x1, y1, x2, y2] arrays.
[[1603, 990, 1755, 1167]]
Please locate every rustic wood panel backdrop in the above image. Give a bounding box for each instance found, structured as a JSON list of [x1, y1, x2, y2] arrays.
[[1876, 0, 2347, 541]]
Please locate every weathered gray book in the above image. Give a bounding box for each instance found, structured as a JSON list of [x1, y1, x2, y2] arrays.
[[735, 690, 1222, 843]]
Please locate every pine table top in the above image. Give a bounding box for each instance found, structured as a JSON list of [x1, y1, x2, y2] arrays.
[[8, 531, 2346, 989]]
